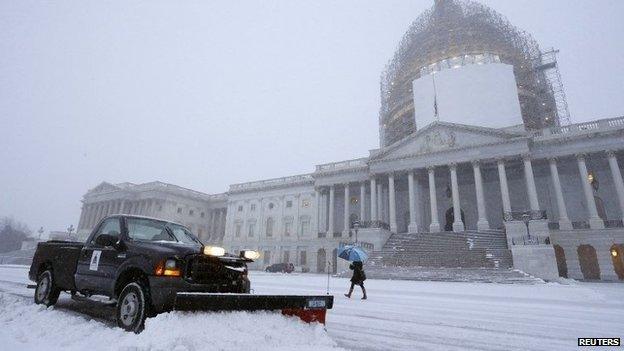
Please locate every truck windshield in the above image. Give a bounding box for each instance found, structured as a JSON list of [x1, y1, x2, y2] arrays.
[[166, 224, 202, 245], [126, 218, 200, 245]]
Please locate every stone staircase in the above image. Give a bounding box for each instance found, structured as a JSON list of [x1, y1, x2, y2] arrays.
[[360, 229, 533, 283], [360, 266, 543, 284], [369, 230, 511, 269]]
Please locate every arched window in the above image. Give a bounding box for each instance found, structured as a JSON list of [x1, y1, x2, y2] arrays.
[[266, 217, 274, 237]]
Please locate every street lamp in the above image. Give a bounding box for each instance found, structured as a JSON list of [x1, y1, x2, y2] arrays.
[[521, 213, 531, 241], [37, 227, 44, 240], [353, 221, 360, 244], [67, 224, 75, 237]]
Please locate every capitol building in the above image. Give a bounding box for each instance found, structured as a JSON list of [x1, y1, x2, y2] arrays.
[[76, 0, 624, 281]]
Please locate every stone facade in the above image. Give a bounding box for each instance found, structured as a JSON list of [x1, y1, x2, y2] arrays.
[[77, 181, 227, 244]]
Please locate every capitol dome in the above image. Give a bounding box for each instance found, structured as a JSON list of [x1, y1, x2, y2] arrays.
[[379, 0, 558, 147]]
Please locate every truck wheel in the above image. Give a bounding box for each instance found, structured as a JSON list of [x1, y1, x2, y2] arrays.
[[116, 282, 149, 333], [34, 270, 61, 307]]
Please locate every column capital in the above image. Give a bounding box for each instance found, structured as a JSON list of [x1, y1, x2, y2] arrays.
[[521, 153, 532, 162], [426, 165, 436, 172], [471, 160, 481, 167], [448, 162, 457, 171], [548, 156, 558, 163], [606, 150, 617, 158], [575, 153, 587, 161], [496, 157, 507, 165]]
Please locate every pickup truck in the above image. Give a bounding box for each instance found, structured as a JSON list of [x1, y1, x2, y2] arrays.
[[29, 214, 333, 332]]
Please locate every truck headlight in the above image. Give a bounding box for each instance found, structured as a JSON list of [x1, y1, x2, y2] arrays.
[[155, 258, 181, 277], [203, 246, 225, 257], [241, 250, 260, 260]]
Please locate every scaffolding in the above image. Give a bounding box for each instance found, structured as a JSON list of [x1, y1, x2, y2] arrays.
[[379, 0, 559, 147], [533, 48, 571, 126]]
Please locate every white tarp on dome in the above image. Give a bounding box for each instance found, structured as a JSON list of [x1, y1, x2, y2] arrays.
[[412, 62, 522, 129]]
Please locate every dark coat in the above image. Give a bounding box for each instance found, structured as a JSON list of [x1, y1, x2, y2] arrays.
[[349, 261, 366, 284]]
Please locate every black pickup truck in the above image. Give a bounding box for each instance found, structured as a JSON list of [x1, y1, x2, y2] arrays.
[[29, 215, 333, 332]]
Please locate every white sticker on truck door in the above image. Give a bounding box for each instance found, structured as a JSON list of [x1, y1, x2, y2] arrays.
[[89, 250, 102, 271]]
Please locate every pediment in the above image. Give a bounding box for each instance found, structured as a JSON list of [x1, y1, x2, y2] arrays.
[[374, 121, 525, 160], [89, 182, 121, 194]]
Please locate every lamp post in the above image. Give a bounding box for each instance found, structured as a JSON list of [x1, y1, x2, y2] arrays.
[[37, 227, 44, 240], [353, 221, 360, 244], [521, 212, 531, 243], [67, 224, 75, 238]]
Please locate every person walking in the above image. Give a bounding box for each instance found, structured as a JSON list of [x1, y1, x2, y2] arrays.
[[344, 261, 367, 299]]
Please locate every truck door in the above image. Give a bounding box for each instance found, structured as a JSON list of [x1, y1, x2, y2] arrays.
[[75, 217, 122, 294]]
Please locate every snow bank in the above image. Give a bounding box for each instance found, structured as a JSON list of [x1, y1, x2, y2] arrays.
[[0, 293, 343, 351]]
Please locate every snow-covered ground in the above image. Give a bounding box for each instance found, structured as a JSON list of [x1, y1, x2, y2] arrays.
[[0, 265, 622, 351]]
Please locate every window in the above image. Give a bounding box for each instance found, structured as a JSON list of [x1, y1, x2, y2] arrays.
[[200, 212, 205, 218], [300, 251, 307, 265], [283, 251, 290, 263], [300, 218, 310, 235], [238, 205, 243, 212], [268, 203, 274, 210], [177, 207, 182, 214], [266, 218, 274, 237], [286, 200, 292, 208], [248, 223, 255, 237], [91, 218, 120, 245], [250, 204, 256, 211], [263, 251, 271, 265], [350, 197, 358, 205], [189, 209, 194, 216], [284, 221, 292, 236], [235, 223, 242, 237], [301, 199, 310, 208]]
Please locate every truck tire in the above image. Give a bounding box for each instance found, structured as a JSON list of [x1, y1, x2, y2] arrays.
[[34, 269, 61, 307], [116, 282, 150, 333]]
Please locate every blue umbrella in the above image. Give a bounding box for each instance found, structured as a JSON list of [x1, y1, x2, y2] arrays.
[[337, 245, 368, 262]]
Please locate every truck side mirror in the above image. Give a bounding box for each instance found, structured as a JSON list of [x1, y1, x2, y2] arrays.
[[96, 234, 118, 248]]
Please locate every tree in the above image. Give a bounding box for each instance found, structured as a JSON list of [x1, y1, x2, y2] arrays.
[[0, 217, 32, 253]]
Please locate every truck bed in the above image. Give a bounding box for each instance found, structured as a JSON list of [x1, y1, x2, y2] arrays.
[[29, 241, 84, 290]]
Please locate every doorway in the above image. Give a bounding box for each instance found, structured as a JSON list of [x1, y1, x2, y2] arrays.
[[577, 245, 600, 280], [611, 244, 624, 280], [444, 207, 465, 232], [317, 248, 326, 273], [553, 245, 568, 278]]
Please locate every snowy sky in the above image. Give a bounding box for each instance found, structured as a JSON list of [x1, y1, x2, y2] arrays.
[[1, 0, 624, 232]]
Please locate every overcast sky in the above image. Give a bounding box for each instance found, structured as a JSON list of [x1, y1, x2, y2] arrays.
[[1, 0, 623, 232]]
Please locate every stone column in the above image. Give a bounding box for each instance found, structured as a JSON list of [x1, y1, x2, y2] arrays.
[[87, 204, 95, 228], [576, 154, 604, 229], [548, 158, 573, 230], [408, 171, 418, 233], [370, 178, 377, 221], [607, 150, 624, 219], [209, 210, 216, 236], [377, 183, 383, 222], [343, 184, 350, 236], [522, 155, 540, 211], [77, 205, 86, 230], [449, 164, 464, 232], [359, 182, 366, 222], [315, 189, 322, 234], [428, 167, 440, 232], [95, 203, 104, 225], [120, 200, 126, 214], [472, 161, 490, 230], [497, 159, 512, 214], [388, 174, 397, 233], [328, 185, 335, 236]]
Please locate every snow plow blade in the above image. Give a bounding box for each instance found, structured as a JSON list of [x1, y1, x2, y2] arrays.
[[174, 293, 334, 325]]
